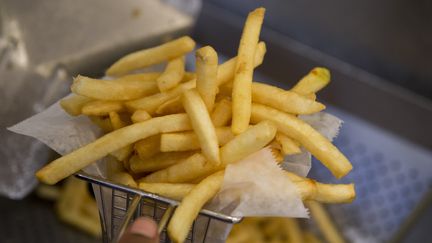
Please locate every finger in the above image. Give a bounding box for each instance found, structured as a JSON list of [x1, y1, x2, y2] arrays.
[[119, 217, 159, 243]]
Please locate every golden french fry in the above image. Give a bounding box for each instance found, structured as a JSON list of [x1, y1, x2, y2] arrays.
[[291, 67, 330, 95], [275, 132, 301, 155], [286, 171, 355, 203], [251, 103, 353, 179], [36, 114, 192, 185], [129, 151, 194, 173], [280, 218, 303, 243], [71, 73, 160, 100], [106, 36, 195, 76], [89, 116, 113, 132], [60, 95, 93, 116], [109, 111, 127, 129], [252, 82, 325, 114], [196, 46, 218, 111], [160, 126, 235, 152], [134, 135, 161, 160], [81, 100, 124, 116], [168, 170, 225, 243], [109, 112, 133, 160], [182, 89, 220, 165], [131, 109, 152, 123], [221, 120, 276, 165], [232, 8, 265, 134], [211, 98, 232, 126], [157, 56, 185, 91], [110, 145, 134, 162], [306, 201, 346, 243], [139, 182, 194, 200], [155, 96, 184, 115], [126, 42, 266, 114]]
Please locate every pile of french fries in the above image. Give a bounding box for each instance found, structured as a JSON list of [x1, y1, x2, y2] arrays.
[[35, 7, 355, 243]]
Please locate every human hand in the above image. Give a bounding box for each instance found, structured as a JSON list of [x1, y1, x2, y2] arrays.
[[118, 217, 159, 243]]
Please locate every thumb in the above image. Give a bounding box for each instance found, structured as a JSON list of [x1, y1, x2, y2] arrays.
[[119, 217, 159, 243]]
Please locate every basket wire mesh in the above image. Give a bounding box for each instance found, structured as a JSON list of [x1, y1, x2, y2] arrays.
[[76, 172, 241, 243]]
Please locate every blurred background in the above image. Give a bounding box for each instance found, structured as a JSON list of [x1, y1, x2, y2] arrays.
[[1, 0, 431, 242]]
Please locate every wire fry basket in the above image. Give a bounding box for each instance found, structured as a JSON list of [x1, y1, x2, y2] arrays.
[[76, 172, 241, 243]]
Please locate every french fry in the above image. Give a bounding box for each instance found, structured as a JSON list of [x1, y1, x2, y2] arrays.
[[60, 95, 93, 116], [106, 36, 195, 76], [252, 82, 325, 114], [168, 170, 225, 243], [182, 72, 196, 82], [155, 96, 184, 115], [306, 201, 346, 243], [211, 98, 232, 126], [129, 152, 195, 173], [182, 89, 220, 165], [108, 112, 133, 161], [71, 73, 160, 100], [280, 218, 303, 243], [291, 67, 330, 95], [89, 116, 113, 132], [275, 132, 301, 155], [131, 109, 152, 123], [110, 145, 134, 162], [251, 103, 353, 179], [232, 8, 265, 134], [134, 135, 161, 160], [36, 114, 192, 185], [139, 182, 194, 200], [196, 46, 218, 111], [221, 120, 276, 165], [157, 56, 185, 92], [109, 111, 128, 129], [106, 156, 137, 187], [160, 126, 235, 152], [81, 100, 124, 116]]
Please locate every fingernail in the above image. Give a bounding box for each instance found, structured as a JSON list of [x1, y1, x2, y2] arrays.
[[130, 217, 158, 239]]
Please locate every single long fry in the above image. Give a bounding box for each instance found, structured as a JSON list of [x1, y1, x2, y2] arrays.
[[182, 89, 220, 165], [275, 132, 301, 155], [160, 127, 235, 152], [196, 46, 218, 111], [211, 98, 232, 126], [81, 100, 124, 116], [221, 120, 276, 165], [131, 110, 152, 123], [139, 183, 194, 201], [134, 135, 161, 160], [251, 103, 353, 178], [155, 96, 184, 115], [252, 82, 325, 114], [168, 170, 225, 243], [232, 8, 265, 134], [71, 73, 160, 101], [129, 152, 194, 173], [36, 114, 191, 184], [291, 67, 330, 95], [106, 36, 195, 76], [306, 201, 346, 243], [60, 95, 93, 116], [157, 56, 185, 92]]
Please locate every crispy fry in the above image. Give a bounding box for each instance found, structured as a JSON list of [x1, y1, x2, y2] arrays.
[[275, 132, 301, 155], [155, 96, 184, 115], [160, 126, 234, 152], [89, 116, 113, 132], [129, 152, 194, 173], [110, 145, 134, 162], [109, 111, 127, 129], [106, 36, 195, 76], [157, 56, 185, 91], [36, 114, 192, 184], [131, 109, 152, 123], [306, 201, 346, 243], [182, 89, 220, 165], [60, 95, 93, 116], [71, 73, 160, 100], [221, 120, 276, 165], [211, 98, 232, 126], [251, 103, 352, 178], [134, 135, 161, 160], [168, 170, 225, 243], [139, 182, 194, 200], [81, 100, 124, 116], [109, 112, 133, 161], [291, 67, 330, 95], [232, 8, 265, 134], [196, 46, 218, 111]]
